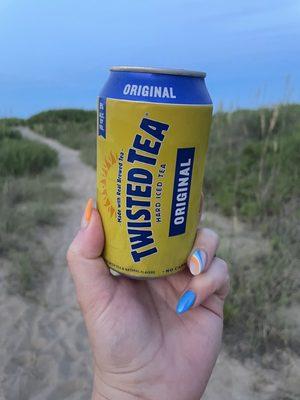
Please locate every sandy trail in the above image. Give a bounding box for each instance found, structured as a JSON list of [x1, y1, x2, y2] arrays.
[[0, 128, 299, 399], [1, 127, 94, 400]]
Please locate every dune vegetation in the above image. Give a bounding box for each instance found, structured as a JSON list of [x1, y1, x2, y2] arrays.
[[28, 109, 96, 167], [0, 123, 68, 295], [206, 104, 300, 355], [16, 105, 300, 354]]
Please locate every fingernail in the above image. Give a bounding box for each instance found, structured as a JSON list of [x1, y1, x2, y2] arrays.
[[176, 290, 196, 314], [110, 268, 121, 277], [81, 198, 93, 229], [189, 249, 206, 276]]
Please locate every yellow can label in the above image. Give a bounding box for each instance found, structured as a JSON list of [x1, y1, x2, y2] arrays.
[[97, 98, 212, 278]]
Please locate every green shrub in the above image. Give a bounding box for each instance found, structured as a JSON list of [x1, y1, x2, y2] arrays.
[[27, 109, 96, 167], [0, 123, 68, 295], [0, 125, 22, 140], [205, 104, 300, 220], [0, 137, 58, 176], [204, 104, 300, 355], [28, 109, 95, 124], [0, 117, 25, 127]]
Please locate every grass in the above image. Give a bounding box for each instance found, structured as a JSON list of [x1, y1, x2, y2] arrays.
[[0, 134, 58, 176], [0, 123, 68, 296], [205, 105, 300, 219], [205, 104, 300, 355], [27, 109, 96, 167], [25, 104, 300, 356], [0, 117, 25, 127]]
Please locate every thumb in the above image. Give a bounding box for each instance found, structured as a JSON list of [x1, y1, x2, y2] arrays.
[[72, 198, 104, 259], [67, 199, 116, 316]]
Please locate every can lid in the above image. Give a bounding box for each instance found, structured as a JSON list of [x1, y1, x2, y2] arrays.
[[110, 66, 206, 78]]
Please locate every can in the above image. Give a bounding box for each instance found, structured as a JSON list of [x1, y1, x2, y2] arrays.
[[97, 66, 213, 278]]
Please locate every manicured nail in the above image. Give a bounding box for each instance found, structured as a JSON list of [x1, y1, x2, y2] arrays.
[[176, 290, 196, 314], [110, 268, 121, 277], [81, 198, 93, 229], [189, 249, 206, 276]]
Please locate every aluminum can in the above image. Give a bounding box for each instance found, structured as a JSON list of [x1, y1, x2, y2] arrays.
[[97, 66, 212, 278]]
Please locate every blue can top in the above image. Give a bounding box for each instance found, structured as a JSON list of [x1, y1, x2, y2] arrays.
[[100, 66, 212, 105]]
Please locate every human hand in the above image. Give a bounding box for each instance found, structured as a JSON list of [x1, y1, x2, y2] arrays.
[[67, 199, 230, 400]]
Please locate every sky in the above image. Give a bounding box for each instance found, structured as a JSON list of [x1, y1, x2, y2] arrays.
[[0, 0, 299, 117]]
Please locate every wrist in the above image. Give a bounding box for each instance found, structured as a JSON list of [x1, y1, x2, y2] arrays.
[[92, 386, 139, 400], [92, 375, 140, 400]]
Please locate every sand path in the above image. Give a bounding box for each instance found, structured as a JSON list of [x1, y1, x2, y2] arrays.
[[0, 128, 299, 399], [1, 127, 94, 400]]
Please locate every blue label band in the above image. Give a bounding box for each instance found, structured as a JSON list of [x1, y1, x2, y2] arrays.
[[98, 97, 106, 138], [169, 148, 195, 236], [100, 71, 212, 105]]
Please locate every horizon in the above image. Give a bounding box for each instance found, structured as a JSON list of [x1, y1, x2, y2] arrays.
[[6, 100, 299, 121], [0, 0, 299, 117]]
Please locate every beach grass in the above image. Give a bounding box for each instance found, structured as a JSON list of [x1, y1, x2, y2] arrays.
[[27, 109, 96, 167], [0, 123, 68, 295], [206, 104, 300, 355], [24, 104, 300, 355]]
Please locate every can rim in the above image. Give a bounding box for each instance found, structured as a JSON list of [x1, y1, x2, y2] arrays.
[[110, 66, 206, 78]]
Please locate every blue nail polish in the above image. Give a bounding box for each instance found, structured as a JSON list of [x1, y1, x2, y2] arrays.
[[176, 290, 196, 314]]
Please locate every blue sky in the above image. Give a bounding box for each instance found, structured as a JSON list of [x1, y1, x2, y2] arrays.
[[0, 0, 299, 117]]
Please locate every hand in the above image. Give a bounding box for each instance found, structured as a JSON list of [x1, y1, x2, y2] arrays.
[[67, 199, 230, 400]]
